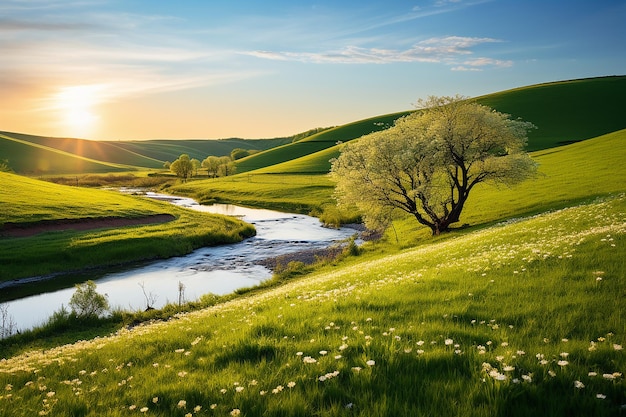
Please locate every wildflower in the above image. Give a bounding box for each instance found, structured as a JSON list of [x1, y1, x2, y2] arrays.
[[602, 373, 615, 380], [522, 374, 532, 383], [335, 355, 343, 359], [177, 400, 187, 409], [588, 372, 598, 377], [46, 391, 56, 398], [501, 342, 509, 347], [503, 365, 515, 372], [352, 367, 362, 372], [339, 344, 348, 351], [557, 360, 569, 367], [259, 390, 267, 396], [560, 352, 569, 358], [319, 350, 328, 356], [548, 370, 556, 377], [5, 384, 12, 391], [210, 404, 217, 409], [444, 339, 454, 346], [574, 381, 585, 389], [249, 379, 258, 386], [614, 344, 623, 351], [220, 388, 227, 394], [235, 386, 244, 393], [152, 397, 159, 403], [230, 409, 241, 416], [272, 385, 284, 394], [129, 405, 137, 410], [185, 414, 192, 417], [175, 348, 185, 353], [178, 371, 188, 378], [296, 351, 303, 356], [302, 356, 317, 364], [366, 360, 375, 366], [596, 394, 606, 400], [287, 381, 296, 388], [194, 405, 202, 412]]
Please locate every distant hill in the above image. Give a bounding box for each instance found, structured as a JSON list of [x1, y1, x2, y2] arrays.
[[2, 76, 624, 175], [0, 132, 290, 175]]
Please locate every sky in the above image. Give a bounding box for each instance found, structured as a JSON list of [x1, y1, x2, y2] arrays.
[[1, 0, 624, 141]]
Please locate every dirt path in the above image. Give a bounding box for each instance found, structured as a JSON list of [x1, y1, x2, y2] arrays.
[[1, 214, 176, 238]]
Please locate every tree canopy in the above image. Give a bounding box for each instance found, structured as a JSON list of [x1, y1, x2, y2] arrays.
[[330, 96, 538, 235], [170, 154, 193, 181]]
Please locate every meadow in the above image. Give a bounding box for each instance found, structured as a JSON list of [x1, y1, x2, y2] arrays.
[[0, 76, 624, 416], [0, 172, 255, 285], [0, 193, 623, 416]]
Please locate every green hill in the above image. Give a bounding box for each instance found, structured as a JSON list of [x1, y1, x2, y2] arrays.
[[0, 132, 290, 175], [476, 75, 626, 151], [0, 132, 140, 175], [236, 76, 626, 174]]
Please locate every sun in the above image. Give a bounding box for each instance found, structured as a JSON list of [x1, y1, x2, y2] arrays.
[[54, 85, 103, 137]]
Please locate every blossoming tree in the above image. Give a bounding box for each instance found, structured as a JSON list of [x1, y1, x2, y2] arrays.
[[330, 96, 538, 235]]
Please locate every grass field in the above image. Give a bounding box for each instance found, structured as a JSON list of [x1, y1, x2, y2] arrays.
[[0, 172, 255, 283], [0, 76, 624, 416], [0, 193, 623, 416]]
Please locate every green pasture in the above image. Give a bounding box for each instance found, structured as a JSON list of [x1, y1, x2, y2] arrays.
[[233, 76, 626, 174], [0, 193, 623, 416], [0, 133, 139, 175], [0, 172, 255, 283], [234, 111, 412, 174], [477, 75, 626, 151]]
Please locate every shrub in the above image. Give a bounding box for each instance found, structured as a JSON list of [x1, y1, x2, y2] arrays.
[[69, 280, 110, 318]]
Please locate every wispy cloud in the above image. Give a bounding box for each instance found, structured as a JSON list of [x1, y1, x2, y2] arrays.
[[246, 36, 508, 68]]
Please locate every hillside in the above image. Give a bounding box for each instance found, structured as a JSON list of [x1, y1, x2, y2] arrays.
[[234, 76, 626, 174], [0, 132, 290, 175], [0, 192, 623, 416], [1, 76, 623, 176]]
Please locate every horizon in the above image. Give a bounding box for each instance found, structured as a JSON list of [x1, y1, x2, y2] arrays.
[[1, 1, 624, 141]]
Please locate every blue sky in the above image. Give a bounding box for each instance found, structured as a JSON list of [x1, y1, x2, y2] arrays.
[[1, 0, 624, 140]]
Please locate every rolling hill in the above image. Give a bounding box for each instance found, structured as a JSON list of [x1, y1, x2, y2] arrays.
[[235, 75, 626, 174], [1, 76, 624, 176]]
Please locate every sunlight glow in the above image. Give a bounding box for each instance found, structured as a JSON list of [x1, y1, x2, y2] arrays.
[[54, 85, 104, 137]]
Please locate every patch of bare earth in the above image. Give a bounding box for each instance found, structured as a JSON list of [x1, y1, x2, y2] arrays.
[[1, 214, 176, 238]]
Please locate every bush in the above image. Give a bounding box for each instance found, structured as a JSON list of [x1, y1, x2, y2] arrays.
[[69, 281, 110, 318]]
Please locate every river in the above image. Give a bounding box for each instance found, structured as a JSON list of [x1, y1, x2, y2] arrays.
[[2, 192, 358, 332]]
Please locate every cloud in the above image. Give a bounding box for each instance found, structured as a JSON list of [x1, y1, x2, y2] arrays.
[[246, 36, 505, 65], [451, 57, 513, 71]]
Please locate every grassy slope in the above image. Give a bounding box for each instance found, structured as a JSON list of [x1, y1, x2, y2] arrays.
[[234, 111, 412, 174], [232, 76, 626, 175], [0, 133, 138, 175], [477, 75, 626, 151], [0, 172, 255, 282], [0, 132, 291, 175], [0, 194, 623, 417]]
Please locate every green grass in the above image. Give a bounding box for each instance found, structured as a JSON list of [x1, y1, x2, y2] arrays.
[[0, 194, 623, 416], [234, 111, 413, 174], [0, 172, 255, 282], [476, 75, 626, 151]]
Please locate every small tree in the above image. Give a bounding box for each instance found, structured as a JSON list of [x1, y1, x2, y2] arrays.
[[217, 156, 236, 177], [170, 154, 193, 181], [202, 155, 221, 178], [69, 280, 110, 318], [331, 96, 538, 235], [190, 158, 201, 177]]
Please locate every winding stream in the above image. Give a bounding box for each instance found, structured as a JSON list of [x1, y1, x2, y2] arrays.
[[3, 193, 358, 332]]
